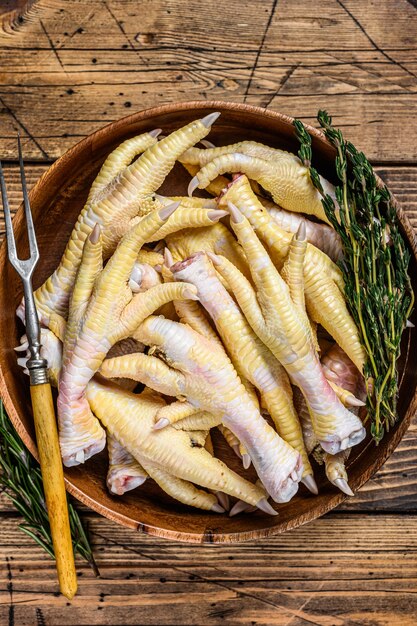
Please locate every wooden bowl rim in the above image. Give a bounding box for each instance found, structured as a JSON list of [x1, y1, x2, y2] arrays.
[[1, 99, 416, 543]]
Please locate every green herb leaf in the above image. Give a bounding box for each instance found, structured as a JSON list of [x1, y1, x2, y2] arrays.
[[294, 114, 414, 443], [0, 400, 99, 575]]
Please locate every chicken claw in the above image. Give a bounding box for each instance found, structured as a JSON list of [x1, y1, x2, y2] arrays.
[[217, 175, 365, 372], [88, 381, 266, 509], [324, 449, 354, 496], [58, 204, 198, 466], [28, 114, 221, 324], [171, 251, 315, 488], [139, 459, 223, 512], [106, 435, 148, 496], [188, 149, 332, 223], [147, 207, 228, 243], [297, 344, 364, 495], [333, 477, 354, 497], [25, 328, 265, 512], [181, 139, 296, 168], [214, 201, 365, 455], [101, 316, 303, 503]]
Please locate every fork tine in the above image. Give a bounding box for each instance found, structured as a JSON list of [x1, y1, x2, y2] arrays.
[[18, 134, 39, 264], [0, 159, 19, 267]]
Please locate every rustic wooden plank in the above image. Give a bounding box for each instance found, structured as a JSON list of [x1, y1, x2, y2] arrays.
[[0, 1, 415, 621], [2, 71, 417, 162], [1, 0, 417, 160], [0, 0, 37, 20], [5, 0, 417, 53], [376, 166, 417, 230], [1, 513, 417, 625]]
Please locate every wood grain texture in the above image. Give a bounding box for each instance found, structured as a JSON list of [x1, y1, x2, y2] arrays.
[[0, 0, 37, 19], [1, 0, 417, 620], [1, 0, 417, 160], [30, 382, 77, 599], [1, 513, 417, 625]]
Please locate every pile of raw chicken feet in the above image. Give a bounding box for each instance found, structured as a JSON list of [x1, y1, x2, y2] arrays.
[[16, 112, 368, 516]]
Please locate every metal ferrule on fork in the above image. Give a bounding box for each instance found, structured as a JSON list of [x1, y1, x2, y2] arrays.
[[27, 360, 49, 386]]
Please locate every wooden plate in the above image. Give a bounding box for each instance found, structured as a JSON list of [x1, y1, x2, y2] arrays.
[[0, 101, 416, 543]]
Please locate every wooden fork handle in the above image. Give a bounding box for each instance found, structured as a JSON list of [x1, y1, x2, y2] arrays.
[[30, 381, 77, 600]]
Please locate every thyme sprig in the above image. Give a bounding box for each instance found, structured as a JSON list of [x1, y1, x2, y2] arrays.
[[0, 400, 99, 575], [294, 112, 414, 443]]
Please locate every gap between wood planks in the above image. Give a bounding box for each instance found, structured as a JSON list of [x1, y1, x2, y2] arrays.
[[1, 1, 417, 160], [1, 514, 417, 625]]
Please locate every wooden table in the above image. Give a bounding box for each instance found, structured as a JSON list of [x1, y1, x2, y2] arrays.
[[1, 1, 417, 624]]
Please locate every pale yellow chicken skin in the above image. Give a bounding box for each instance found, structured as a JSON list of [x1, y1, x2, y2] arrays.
[[185, 144, 334, 223], [101, 315, 303, 505], [21, 113, 221, 326], [58, 204, 200, 466], [217, 175, 366, 373], [209, 201, 365, 455], [171, 251, 316, 492], [20, 327, 266, 512]]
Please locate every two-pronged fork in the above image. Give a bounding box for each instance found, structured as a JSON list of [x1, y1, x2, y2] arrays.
[[0, 137, 77, 599]]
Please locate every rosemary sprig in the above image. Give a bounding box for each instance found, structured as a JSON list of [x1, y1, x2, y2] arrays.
[[294, 112, 414, 444], [0, 399, 99, 575]]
